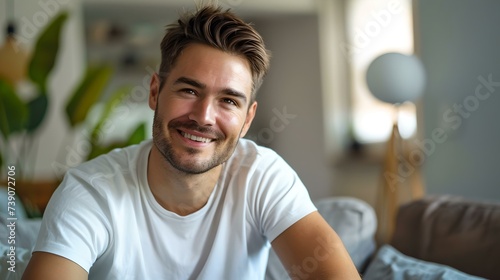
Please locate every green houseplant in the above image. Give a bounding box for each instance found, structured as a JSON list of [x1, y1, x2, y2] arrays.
[[0, 12, 68, 180], [0, 12, 146, 213]]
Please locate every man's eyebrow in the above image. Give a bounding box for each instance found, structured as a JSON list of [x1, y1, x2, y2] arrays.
[[222, 89, 248, 104], [174, 77, 206, 89]]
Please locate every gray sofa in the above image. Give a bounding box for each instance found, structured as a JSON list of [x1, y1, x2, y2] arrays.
[[266, 195, 500, 280], [390, 196, 500, 280]]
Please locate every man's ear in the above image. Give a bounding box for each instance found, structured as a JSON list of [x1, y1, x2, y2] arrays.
[[149, 73, 161, 110], [240, 101, 258, 138]]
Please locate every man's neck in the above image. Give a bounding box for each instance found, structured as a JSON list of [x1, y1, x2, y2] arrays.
[[147, 146, 222, 216]]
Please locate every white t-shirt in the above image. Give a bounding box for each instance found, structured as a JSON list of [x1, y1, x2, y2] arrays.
[[34, 139, 316, 279]]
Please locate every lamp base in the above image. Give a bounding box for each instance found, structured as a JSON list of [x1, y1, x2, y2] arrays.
[[375, 123, 425, 245]]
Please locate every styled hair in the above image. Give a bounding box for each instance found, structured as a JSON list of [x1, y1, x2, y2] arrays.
[[158, 4, 270, 102]]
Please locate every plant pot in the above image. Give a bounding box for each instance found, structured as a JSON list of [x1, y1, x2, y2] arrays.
[[1, 180, 60, 217]]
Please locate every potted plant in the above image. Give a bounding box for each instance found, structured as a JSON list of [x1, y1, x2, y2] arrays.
[[0, 12, 146, 215]]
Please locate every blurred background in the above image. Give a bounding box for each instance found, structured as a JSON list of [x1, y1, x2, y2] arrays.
[[1, 0, 499, 212]]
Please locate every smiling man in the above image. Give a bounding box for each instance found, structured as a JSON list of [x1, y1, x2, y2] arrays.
[[23, 4, 360, 280]]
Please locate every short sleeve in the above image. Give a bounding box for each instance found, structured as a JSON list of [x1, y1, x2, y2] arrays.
[[33, 170, 111, 272], [250, 154, 317, 242]]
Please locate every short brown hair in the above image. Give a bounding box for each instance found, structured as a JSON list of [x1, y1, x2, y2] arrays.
[[158, 4, 270, 102]]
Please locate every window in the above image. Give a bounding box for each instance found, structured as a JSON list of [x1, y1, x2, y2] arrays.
[[345, 0, 416, 143]]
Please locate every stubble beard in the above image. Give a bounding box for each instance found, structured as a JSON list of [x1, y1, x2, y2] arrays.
[[151, 109, 241, 175]]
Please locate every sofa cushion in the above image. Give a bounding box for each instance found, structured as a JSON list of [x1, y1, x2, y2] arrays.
[[314, 196, 377, 270], [363, 245, 486, 280], [390, 196, 500, 279]]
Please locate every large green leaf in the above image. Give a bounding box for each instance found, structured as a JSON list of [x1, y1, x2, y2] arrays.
[[65, 65, 113, 127], [126, 123, 147, 146], [28, 12, 68, 93], [86, 123, 147, 161], [90, 85, 131, 144], [86, 143, 118, 161], [0, 79, 28, 140], [26, 94, 49, 132]]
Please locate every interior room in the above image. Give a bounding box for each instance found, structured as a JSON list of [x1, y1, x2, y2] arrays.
[[1, 0, 499, 279]]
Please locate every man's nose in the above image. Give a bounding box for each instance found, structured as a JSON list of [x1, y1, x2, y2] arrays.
[[188, 98, 216, 126]]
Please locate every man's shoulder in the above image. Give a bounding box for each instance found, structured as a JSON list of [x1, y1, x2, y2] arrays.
[[61, 140, 151, 191], [233, 138, 279, 164], [51, 140, 151, 208], [72, 140, 151, 174], [228, 138, 292, 174]]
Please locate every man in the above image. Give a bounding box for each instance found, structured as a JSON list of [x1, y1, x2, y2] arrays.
[[23, 4, 360, 280]]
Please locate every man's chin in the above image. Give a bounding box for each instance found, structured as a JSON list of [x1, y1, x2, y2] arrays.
[[171, 162, 218, 175], [166, 154, 220, 175]]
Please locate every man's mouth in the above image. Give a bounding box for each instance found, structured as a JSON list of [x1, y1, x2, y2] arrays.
[[180, 131, 214, 143]]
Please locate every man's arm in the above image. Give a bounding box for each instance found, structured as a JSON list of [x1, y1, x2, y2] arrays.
[[271, 211, 361, 279], [22, 252, 88, 280]]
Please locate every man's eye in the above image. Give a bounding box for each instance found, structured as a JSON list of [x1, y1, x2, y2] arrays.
[[223, 98, 237, 106], [181, 89, 196, 95]]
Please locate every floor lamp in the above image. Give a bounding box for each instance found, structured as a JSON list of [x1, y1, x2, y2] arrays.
[[365, 52, 427, 245]]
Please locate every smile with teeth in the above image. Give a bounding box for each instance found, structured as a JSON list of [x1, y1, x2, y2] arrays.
[[180, 131, 213, 143]]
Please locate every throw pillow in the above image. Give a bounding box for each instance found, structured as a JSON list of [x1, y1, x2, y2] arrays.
[[363, 245, 486, 280]]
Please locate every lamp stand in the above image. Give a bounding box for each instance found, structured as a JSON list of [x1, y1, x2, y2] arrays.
[[375, 113, 425, 245]]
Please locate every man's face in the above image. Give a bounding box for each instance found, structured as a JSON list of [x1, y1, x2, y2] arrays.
[[149, 43, 257, 174]]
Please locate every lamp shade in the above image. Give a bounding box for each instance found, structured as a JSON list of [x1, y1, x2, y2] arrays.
[[366, 52, 426, 104], [0, 35, 30, 83]]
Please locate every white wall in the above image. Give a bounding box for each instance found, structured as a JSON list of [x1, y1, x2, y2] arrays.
[[415, 0, 500, 201], [248, 15, 334, 201], [0, 0, 86, 179]]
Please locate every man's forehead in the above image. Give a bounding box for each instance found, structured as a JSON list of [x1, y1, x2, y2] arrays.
[[167, 44, 253, 95]]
